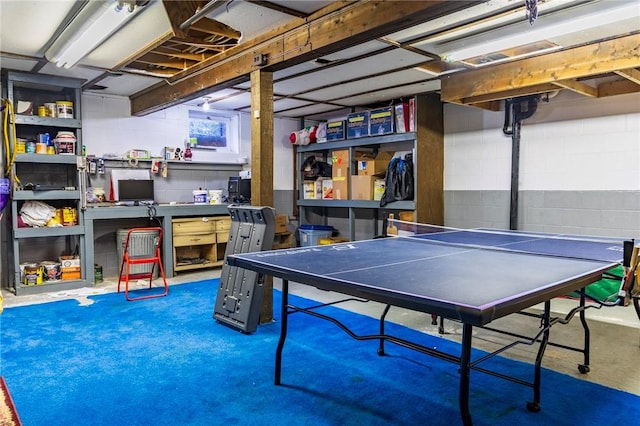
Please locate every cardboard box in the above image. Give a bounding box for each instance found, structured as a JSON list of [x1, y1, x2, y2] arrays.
[[59, 255, 80, 272], [303, 180, 322, 199], [399, 211, 414, 222], [321, 179, 333, 199], [346, 111, 369, 139], [395, 103, 410, 133], [351, 175, 375, 200], [59, 255, 81, 280], [331, 149, 349, 178], [325, 120, 345, 141], [373, 178, 386, 201], [62, 270, 81, 280], [272, 232, 294, 249], [369, 107, 394, 135], [275, 214, 288, 234], [332, 176, 348, 200], [357, 151, 393, 176], [355, 152, 375, 175]]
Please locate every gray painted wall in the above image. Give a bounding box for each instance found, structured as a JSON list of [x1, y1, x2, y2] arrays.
[[445, 190, 640, 239]]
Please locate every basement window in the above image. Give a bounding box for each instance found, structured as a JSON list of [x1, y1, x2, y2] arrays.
[[188, 109, 238, 153]]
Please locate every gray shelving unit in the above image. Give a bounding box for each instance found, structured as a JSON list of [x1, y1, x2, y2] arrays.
[[3, 70, 87, 295], [296, 132, 417, 241]]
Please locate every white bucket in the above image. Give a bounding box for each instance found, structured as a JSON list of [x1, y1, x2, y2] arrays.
[[55, 101, 74, 119], [193, 190, 207, 204], [208, 190, 223, 205]]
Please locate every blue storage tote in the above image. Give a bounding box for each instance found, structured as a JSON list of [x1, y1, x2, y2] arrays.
[[298, 225, 334, 247]]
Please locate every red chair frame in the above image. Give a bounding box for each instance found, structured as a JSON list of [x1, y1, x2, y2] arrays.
[[117, 227, 169, 301]]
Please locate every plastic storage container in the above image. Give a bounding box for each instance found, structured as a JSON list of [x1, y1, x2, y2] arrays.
[[117, 229, 160, 277], [298, 225, 334, 247]]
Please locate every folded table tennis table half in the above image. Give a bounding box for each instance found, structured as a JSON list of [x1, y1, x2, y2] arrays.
[[226, 224, 636, 425]]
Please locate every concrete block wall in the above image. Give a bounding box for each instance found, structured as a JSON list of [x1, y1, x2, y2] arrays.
[[444, 91, 640, 238]]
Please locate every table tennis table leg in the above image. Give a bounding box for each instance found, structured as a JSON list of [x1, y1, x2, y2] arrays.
[[459, 323, 473, 426], [377, 304, 391, 355], [578, 292, 591, 373], [527, 300, 551, 412], [275, 279, 289, 386]]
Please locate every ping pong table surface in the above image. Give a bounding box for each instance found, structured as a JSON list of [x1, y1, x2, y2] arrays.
[[228, 227, 621, 326], [225, 226, 628, 426]]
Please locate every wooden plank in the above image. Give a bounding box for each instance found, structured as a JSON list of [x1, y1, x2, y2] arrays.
[[132, 0, 481, 115], [615, 68, 640, 85], [598, 78, 640, 97], [441, 34, 640, 104], [414, 93, 444, 226], [552, 79, 598, 97], [250, 69, 275, 324], [459, 83, 560, 106]]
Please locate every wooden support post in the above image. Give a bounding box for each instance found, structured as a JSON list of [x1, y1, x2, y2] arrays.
[[414, 93, 444, 225], [250, 69, 275, 324]]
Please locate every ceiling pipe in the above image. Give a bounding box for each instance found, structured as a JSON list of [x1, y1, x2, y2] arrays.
[[503, 95, 540, 230]]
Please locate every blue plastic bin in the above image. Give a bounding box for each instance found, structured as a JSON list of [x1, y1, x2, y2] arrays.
[[298, 225, 334, 247]]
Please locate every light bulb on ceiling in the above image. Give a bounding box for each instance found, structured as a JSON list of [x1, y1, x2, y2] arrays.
[[202, 97, 211, 111]]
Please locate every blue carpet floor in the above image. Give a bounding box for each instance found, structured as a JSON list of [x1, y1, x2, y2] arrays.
[[1, 279, 638, 425]]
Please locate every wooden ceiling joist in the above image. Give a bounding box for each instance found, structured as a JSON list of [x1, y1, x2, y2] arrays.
[[150, 49, 207, 62], [552, 79, 598, 97], [598, 79, 640, 97], [461, 83, 561, 106], [615, 68, 640, 85], [188, 20, 242, 40], [441, 34, 640, 105], [131, 0, 483, 115], [136, 59, 190, 70]]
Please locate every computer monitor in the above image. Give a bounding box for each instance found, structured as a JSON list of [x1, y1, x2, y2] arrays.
[[118, 179, 155, 204], [228, 177, 251, 203]]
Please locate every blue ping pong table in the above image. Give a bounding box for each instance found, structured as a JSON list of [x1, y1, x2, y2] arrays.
[[226, 228, 624, 425]]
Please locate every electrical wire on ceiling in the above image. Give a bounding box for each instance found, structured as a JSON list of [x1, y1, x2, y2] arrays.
[[525, 0, 539, 25]]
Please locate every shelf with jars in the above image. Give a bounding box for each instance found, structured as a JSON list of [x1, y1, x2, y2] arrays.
[[2, 70, 87, 295]]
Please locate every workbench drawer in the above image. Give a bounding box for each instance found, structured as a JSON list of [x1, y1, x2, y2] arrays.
[[173, 233, 217, 247], [173, 217, 216, 235], [215, 218, 231, 231], [216, 231, 229, 243]]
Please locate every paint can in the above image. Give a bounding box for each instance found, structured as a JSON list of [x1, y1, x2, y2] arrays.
[[94, 264, 103, 283], [36, 143, 48, 154], [208, 189, 223, 205], [15, 139, 26, 154], [55, 101, 74, 119], [193, 190, 207, 204], [22, 263, 43, 285], [41, 261, 61, 281], [26, 141, 36, 153], [54, 131, 76, 154], [62, 207, 77, 226], [44, 103, 57, 117]]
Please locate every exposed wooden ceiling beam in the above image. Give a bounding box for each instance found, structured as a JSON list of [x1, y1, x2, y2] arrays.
[[135, 59, 192, 70], [131, 0, 482, 116], [188, 19, 242, 39], [552, 79, 598, 97], [150, 48, 207, 62], [615, 68, 640, 85], [461, 83, 560, 106], [598, 78, 640, 97], [441, 34, 640, 104]]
